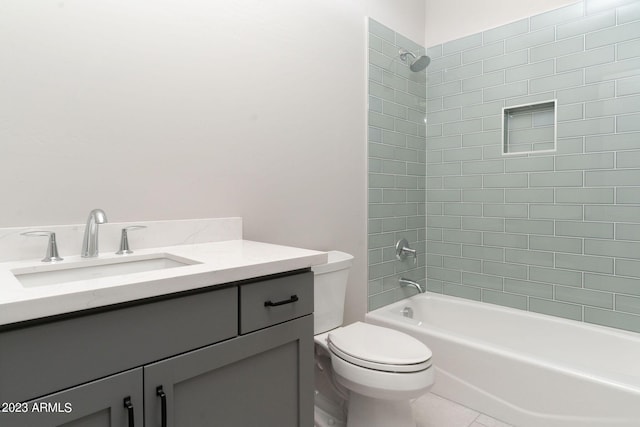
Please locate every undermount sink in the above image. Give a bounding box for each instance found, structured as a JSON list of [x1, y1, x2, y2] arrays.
[[11, 253, 200, 288]]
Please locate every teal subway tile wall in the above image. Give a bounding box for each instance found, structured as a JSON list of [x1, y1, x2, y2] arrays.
[[425, 0, 640, 333], [368, 18, 427, 310]]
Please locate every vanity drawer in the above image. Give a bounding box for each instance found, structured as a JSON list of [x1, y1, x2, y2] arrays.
[[240, 271, 313, 334]]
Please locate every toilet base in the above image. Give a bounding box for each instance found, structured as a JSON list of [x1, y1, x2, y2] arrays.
[[315, 404, 347, 427], [346, 393, 416, 427]]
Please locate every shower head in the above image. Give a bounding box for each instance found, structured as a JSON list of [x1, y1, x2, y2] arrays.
[[409, 55, 431, 72], [399, 48, 431, 72]]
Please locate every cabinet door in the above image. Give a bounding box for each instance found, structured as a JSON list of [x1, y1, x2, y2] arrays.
[[144, 315, 313, 427], [0, 368, 143, 427]]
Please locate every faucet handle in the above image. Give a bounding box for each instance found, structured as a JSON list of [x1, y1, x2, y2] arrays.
[[116, 226, 147, 255], [21, 231, 64, 262], [395, 238, 417, 265]]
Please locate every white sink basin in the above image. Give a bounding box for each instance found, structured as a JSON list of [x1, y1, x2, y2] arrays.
[[11, 253, 200, 288]]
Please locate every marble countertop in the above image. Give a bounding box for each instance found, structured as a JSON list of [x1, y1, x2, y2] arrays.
[[0, 239, 327, 326]]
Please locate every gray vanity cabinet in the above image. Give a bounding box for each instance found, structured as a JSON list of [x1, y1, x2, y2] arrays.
[[4, 368, 143, 427], [0, 286, 239, 405], [144, 315, 313, 427], [0, 270, 314, 427], [144, 271, 314, 426]]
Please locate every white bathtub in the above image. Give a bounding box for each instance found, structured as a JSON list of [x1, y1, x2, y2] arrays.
[[365, 293, 640, 427]]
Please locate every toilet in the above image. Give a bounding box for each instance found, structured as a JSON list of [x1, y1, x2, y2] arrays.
[[312, 251, 434, 427]]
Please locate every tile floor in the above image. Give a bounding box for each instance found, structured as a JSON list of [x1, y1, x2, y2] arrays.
[[413, 393, 513, 427]]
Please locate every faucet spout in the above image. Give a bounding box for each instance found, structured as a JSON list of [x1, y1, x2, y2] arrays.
[[399, 277, 425, 294], [81, 209, 108, 257]]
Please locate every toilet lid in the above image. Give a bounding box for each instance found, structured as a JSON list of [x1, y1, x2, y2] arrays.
[[328, 322, 432, 373]]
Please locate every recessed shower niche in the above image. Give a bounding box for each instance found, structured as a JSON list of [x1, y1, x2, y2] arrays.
[[502, 100, 557, 155]]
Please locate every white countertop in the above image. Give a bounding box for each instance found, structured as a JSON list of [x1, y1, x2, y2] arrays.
[[0, 240, 327, 326]]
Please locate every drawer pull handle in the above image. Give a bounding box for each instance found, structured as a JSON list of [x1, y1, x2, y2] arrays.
[[264, 295, 299, 307], [123, 396, 135, 427], [156, 386, 167, 427]]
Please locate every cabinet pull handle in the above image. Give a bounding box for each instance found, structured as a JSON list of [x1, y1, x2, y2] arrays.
[[264, 294, 299, 307], [123, 397, 135, 427], [156, 386, 167, 427]]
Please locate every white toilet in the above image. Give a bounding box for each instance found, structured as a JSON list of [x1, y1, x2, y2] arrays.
[[312, 251, 434, 427]]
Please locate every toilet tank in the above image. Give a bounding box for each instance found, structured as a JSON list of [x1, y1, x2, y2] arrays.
[[311, 251, 354, 335]]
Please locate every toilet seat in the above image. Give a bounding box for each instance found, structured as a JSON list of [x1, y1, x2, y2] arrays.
[[328, 322, 431, 373]]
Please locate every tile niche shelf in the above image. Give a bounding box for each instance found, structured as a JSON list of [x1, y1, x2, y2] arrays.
[[502, 100, 557, 156]]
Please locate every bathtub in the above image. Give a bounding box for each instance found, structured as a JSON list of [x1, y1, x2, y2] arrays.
[[365, 293, 640, 427]]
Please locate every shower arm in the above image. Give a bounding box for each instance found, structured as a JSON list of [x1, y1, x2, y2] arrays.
[[399, 48, 417, 62]]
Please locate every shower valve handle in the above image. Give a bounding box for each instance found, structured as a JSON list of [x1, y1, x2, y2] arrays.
[[396, 238, 417, 265]]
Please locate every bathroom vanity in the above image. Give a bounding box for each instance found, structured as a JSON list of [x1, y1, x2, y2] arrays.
[[0, 233, 325, 427]]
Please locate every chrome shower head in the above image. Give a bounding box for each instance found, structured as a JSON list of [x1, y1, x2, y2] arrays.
[[399, 48, 431, 72], [409, 55, 430, 72]]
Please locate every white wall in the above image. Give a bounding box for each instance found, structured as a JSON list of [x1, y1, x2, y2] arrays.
[[0, 0, 424, 324], [367, 0, 426, 45], [425, 0, 578, 46]]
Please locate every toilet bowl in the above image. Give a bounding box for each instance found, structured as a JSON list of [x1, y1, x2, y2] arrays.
[[312, 251, 434, 427]]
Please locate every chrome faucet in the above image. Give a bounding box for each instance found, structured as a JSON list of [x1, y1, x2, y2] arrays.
[[81, 209, 108, 257], [399, 277, 425, 294]]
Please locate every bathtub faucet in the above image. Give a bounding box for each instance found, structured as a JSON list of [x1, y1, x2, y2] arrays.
[[399, 277, 425, 294]]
